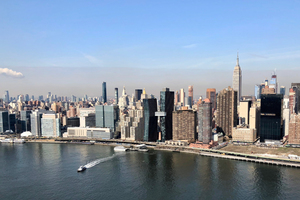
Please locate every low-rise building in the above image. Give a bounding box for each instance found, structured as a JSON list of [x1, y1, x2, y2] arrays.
[[66, 127, 113, 139]]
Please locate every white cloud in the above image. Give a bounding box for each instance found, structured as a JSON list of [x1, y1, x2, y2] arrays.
[[182, 43, 197, 48], [0, 68, 24, 78]]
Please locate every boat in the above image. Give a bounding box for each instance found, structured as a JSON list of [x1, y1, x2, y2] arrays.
[[77, 166, 86, 172], [14, 139, 25, 144], [136, 144, 149, 152], [0, 138, 25, 143], [114, 146, 129, 152], [0, 139, 13, 143]]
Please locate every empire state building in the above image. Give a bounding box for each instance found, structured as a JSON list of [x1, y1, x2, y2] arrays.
[[232, 53, 242, 104]]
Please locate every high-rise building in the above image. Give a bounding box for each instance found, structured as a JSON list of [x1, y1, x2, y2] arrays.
[[180, 88, 185, 106], [20, 110, 31, 132], [232, 53, 242, 104], [198, 99, 212, 144], [4, 90, 9, 103], [140, 88, 148, 101], [188, 86, 193, 103], [260, 94, 283, 142], [160, 88, 174, 141], [239, 100, 252, 125], [25, 94, 30, 101], [280, 86, 286, 96], [174, 91, 179, 105], [261, 85, 275, 94], [143, 98, 158, 141], [206, 88, 216, 111], [115, 88, 118, 105], [0, 111, 9, 133], [9, 114, 16, 132], [216, 86, 237, 136], [172, 110, 197, 141], [31, 110, 50, 137], [41, 113, 61, 137], [102, 82, 107, 103], [289, 113, 300, 144], [135, 89, 142, 102], [269, 74, 278, 93], [291, 83, 300, 114], [95, 105, 119, 132], [119, 86, 129, 109], [254, 84, 261, 100]]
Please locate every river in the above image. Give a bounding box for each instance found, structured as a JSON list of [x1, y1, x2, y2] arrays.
[[1, 143, 300, 200]]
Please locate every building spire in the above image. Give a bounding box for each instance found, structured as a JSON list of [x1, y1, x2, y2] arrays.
[[236, 51, 239, 66]]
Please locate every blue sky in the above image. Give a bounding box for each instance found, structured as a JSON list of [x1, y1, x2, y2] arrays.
[[1, 1, 300, 98]]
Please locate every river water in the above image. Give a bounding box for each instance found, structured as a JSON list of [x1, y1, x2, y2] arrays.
[[1, 143, 300, 200]]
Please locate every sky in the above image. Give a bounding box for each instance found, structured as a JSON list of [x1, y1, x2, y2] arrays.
[[1, 0, 300, 99]]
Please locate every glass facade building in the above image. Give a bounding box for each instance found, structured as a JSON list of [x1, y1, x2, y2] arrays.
[[260, 94, 283, 142], [9, 114, 16, 132], [0, 111, 9, 133], [102, 82, 107, 103], [115, 88, 118, 104], [20, 110, 31, 132], [135, 89, 142, 101], [160, 88, 174, 141], [143, 98, 158, 141], [95, 105, 119, 132]]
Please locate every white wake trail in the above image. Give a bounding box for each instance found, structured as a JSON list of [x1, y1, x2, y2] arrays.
[[84, 154, 116, 169]]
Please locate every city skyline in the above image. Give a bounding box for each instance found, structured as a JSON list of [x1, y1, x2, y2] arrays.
[[1, 1, 300, 97]]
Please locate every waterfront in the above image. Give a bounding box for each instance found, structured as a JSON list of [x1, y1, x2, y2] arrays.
[[1, 143, 300, 200]]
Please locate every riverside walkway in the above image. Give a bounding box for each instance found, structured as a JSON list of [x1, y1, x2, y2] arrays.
[[199, 151, 300, 168]]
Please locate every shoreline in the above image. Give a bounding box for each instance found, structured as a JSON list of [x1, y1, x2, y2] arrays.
[[21, 139, 300, 168]]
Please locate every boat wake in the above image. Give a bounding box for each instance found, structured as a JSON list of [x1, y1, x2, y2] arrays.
[[84, 154, 116, 169]]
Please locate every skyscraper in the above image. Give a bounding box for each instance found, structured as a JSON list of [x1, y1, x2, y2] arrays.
[[216, 86, 237, 136], [95, 105, 119, 132], [232, 53, 242, 104], [143, 98, 158, 141], [0, 111, 9, 133], [174, 91, 179, 105], [172, 110, 197, 141], [180, 88, 185, 106], [41, 113, 61, 137], [160, 88, 174, 141], [188, 86, 193, 103], [280, 86, 286, 96], [198, 99, 212, 144], [4, 90, 9, 103], [206, 88, 216, 111], [102, 82, 107, 103], [135, 89, 142, 102], [260, 94, 283, 142], [291, 83, 300, 114], [269, 74, 278, 93], [115, 88, 118, 105]]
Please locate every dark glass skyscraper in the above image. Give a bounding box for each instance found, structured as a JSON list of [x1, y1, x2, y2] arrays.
[[115, 88, 118, 104], [160, 88, 174, 141], [260, 94, 283, 142], [143, 98, 158, 141], [135, 89, 142, 101], [102, 82, 107, 103], [0, 111, 9, 133]]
